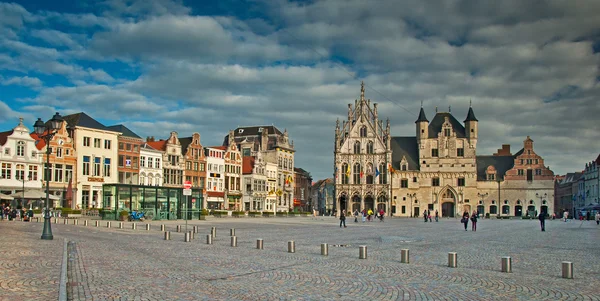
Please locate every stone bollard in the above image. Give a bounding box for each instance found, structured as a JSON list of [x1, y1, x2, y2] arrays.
[[288, 241, 295, 253], [448, 252, 457, 268], [321, 243, 329, 256], [146, 224, 150, 231], [231, 236, 237, 247], [176, 225, 181, 233], [184, 232, 191, 242], [562, 261, 573, 279], [54, 218, 58, 224], [119, 222, 123, 229], [84, 220, 88, 226], [64, 219, 68, 225], [211, 227, 216, 238], [359, 246, 368, 259], [164, 231, 171, 240], [189, 231, 195, 240], [132, 223, 136, 230], [501, 257, 512, 273], [95, 221, 99, 227], [74, 219, 78, 225], [256, 239, 264, 249], [193, 226, 198, 233], [160, 224, 165, 232], [107, 221, 111, 228], [230, 228, 235, 236], [206, 234, 213, 245], [401, 249, 410, 264]]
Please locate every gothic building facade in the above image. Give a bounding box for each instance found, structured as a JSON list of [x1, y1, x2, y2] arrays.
[[333, 82, 392, 214], [334, 83, 555, 217]]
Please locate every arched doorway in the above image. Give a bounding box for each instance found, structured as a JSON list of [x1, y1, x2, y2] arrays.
[[413, 206, 420, 218], [515, 205, 522, 216], [364, 195, 374, 211], [338, 194, 347, 213], [440, 188, 456, 217], [352, 195, 361, 212], [376, 195, 387, 212]]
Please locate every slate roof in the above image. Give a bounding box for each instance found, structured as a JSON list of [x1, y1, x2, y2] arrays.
[[179, 137, 192, 155], [513, 148, 524, 157], [596, 154, 600, 164], [464, 107, 478, 122], [62, 112, 116, 132], [428, 112, 466, 138], [390, 136, 420, 170], [106, 124, 142, 139], [0, 130, 13, 146], [232, 126, 282, 137], [475, 155, 515, 181], [415, 107, 428, 123]]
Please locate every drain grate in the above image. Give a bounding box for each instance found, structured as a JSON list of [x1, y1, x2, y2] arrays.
[[330, 244, 351, 247]]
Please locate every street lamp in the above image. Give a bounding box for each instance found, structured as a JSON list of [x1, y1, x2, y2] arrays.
[[536, 192, 547, 216], [407, 193, 416, 218], [34, 112, 64, 240], [19, 175, 32, 210]]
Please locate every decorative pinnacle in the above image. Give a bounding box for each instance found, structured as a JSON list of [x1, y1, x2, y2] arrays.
[[360, 81, 365, 101]]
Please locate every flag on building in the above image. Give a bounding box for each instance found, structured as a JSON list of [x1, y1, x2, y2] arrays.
[[375, 167, 380, 178], [346, 165, 351, 177]]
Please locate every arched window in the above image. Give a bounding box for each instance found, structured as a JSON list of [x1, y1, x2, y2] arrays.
[[140, 172, 146, 185], [360, 126, 367, 137], [353, 141, 361, 154], [353, 163, 361, 184], [148, 173, 154, 186], [401, 164, 407, 171], [366, 163, 373, 184], [366, 141, 374, 154], [16, 141, 25, 157], [378, 163, 387, 184], [341, 163, 349, 184]]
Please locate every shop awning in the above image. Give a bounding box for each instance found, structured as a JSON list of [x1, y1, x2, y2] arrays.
[[10, 189, 60, 200], [0, 193, 14, 200]]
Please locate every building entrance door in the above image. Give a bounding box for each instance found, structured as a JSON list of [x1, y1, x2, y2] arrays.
[[442, 202, 455, 217]]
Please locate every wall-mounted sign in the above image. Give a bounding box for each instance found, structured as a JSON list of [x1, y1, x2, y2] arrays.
[[88, 177, 104, 182]]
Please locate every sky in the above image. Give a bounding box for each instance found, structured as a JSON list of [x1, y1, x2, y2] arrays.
[[0, 0, 599, 181]]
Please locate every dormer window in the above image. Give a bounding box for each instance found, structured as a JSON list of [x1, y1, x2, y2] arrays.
[[401, 164, 407, 171], [366, 141, 374, 154], [487, 174, 495, 181], [238, 129, 244, 134], [359, 126, 367, 137], [444, 129, 451, 136], [486, 165, 497, 181]]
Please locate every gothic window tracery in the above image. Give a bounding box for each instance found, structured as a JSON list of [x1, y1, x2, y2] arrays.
[[341, 163, 349, 184], [366, 141, 374, 154], [353, 141, 361, 154], [353, 163, 361, 184], [366, 163, 373, 184], [378, 163, 386, 184], [360, 126, 367, 137]]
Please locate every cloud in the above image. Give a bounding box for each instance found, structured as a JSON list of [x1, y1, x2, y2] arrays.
[[0, 0, 599, 181], [1, 76, 43, 88]]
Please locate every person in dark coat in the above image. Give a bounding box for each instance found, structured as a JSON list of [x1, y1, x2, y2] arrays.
[[461, 210, 469, 231], [538, 212, 546, 231]]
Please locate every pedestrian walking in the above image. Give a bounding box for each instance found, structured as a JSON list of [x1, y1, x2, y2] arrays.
[[354, 209, 359, 223], [435, 210, 439, 222], [339, 210, 347, 228], [461, 210, 469, 231], [563, 211, 569, 222], [538, 212, 546, 231], [595, 212, 599, 225], [471, 210, 478, 231]]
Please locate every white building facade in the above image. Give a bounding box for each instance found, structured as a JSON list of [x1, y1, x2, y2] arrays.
[[0, 118, 43, 207], [242, 152, 267, 211], [139, 143, 163, 186], [205, 146, 225, 209]]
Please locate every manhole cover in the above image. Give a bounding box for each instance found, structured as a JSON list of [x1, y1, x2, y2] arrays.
[[331, 244, 351, 247]]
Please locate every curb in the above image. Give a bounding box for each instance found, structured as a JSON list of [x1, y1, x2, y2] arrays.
[[58, 238, 68, 301]]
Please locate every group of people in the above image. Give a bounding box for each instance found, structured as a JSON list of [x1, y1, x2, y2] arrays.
[[1, 204, 34, 222], [422, 210, 439, 222], [338, 208, 385, 227], [461, 210, 479, 231]]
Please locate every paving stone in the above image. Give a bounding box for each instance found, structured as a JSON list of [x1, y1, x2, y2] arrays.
[[2, 217, 600, 300]]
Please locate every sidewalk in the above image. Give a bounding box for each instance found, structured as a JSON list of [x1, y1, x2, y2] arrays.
[[0, 221, 64, 301]]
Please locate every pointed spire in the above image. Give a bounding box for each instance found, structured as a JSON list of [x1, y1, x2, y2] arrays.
[[449, 105, 451, 113], [464, 104, 478, 122], [360, 81, 365, 101], [415, 106, 428, 123]]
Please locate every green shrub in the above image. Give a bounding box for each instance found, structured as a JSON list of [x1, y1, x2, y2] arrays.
[[276, 211, 288, 217], [263, 212, 274, 217], [232, 211, 245, 216], [200, 209, 209, 216], [119, 210, 129, 217]]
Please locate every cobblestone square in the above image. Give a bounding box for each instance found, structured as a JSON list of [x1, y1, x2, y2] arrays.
[[1, 217, 599, 300]]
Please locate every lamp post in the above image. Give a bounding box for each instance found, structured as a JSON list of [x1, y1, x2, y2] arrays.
[[34, 112, 64, 240], [407, 193, 416, 218], [497, 179, 502, 217], [477, 192, 488, 216], [536, 192, 547, 216], [19, 175, 32, 210]]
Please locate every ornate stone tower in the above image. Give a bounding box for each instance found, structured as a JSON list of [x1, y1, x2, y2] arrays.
[[333, 82, 392, 216]]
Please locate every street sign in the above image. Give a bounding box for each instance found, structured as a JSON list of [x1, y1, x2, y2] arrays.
[[183, 181, 192, 189], [183, 188, 192, 196]]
